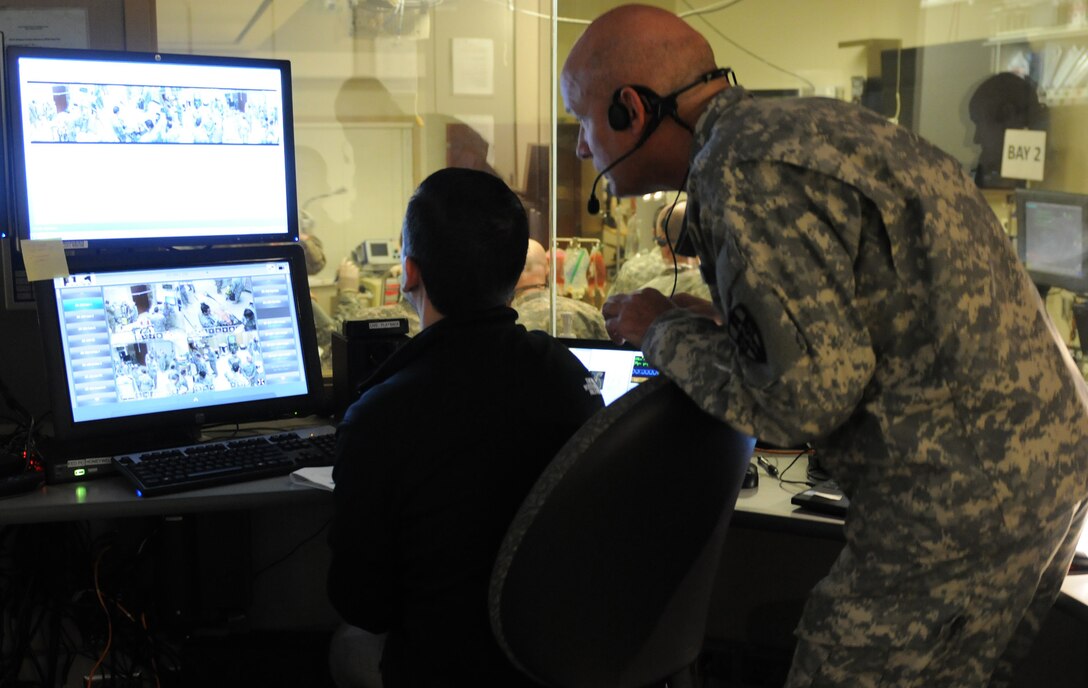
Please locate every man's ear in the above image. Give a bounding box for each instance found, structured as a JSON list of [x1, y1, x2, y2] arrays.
[[402, 256, 422, 293], [618, 86, 651, 133]]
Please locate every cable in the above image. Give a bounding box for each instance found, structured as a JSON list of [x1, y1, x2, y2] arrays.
[[677, 0, 748, 18], [252, 516, 332, 581], [86, 547, 114, 688], [680, 0, 816, 92], [753, 446, 813, 489]]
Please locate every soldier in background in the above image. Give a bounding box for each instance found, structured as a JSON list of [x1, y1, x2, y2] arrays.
[[570, 5, 1088, 687], [638, 201, 711, 303], [607, 201, 708, 300], [512, 239, 607, 339], [313, 257, 420, 374]]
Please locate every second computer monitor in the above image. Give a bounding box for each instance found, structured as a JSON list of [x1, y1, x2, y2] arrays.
[[6, 46, 299, 248], [1016, 189, 1088, 294]]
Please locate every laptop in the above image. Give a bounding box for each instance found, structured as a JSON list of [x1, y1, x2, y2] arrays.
[[558, 338, 660, 406]]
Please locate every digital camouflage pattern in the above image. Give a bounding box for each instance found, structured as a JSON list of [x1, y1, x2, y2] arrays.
[[314, 290, 421, 372], [641, 87, 1088, 687], [607, 246, 673, 296], [512, 288, 608, 339], [334, 290, 421, 336], [642, 264, 712, 302]]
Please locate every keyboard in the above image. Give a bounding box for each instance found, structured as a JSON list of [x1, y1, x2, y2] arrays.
[[112, 426, 337, 497]]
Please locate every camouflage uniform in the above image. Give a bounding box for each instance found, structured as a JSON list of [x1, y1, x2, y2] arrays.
[[512, 288, 608, 339], [607, 247, 672, 296], [642, 264, 712, 302], [334, 289, 421, 336], [641, 87, 1088, 687]]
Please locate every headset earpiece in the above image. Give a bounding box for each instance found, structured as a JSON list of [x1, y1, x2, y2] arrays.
[[608, 89, 633, 130], [608, 86, 666, 131]]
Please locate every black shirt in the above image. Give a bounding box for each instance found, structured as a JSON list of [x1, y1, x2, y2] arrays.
[[328, 306, 603, 687]]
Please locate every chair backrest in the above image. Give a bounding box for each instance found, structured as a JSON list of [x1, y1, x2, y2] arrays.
[[489, 376, 755, 688]]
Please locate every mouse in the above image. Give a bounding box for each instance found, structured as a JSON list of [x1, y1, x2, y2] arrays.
[[742, 461, 759, 489]]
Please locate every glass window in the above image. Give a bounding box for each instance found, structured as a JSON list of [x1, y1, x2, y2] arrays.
[[556, 0, 1088, 373], [136, 0, 1088, 373]]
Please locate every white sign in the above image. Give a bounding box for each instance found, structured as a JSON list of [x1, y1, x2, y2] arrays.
[[1001, 129, 1047, 182], [451, 38, 494, 96]]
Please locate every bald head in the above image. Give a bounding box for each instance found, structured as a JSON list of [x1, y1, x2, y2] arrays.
[[517, 238, 549, 291], [563, 5, 716, 100], [655, 200, 687, 246]]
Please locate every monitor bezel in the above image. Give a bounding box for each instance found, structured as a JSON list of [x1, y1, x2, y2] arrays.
[[33, 244, 323, 444], [1015, 188, 1088, 294], [5, 45, 301, 249]]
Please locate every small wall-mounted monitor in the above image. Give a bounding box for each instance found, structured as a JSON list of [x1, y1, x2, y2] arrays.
[[6, 46, 299, 248], [33, 244, 322, 450], [1015, 189, 1088, 293], [360, 240, 399, 266]]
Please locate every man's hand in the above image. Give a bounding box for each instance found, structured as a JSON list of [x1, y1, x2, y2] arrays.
[[601, 288, 675, 348], [670, 293, 722, 324]]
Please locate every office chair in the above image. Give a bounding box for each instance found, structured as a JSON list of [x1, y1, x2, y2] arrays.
[[489, 376, 755, 688]]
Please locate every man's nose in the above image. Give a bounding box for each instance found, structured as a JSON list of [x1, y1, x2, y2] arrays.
[[576, 127, 592, 159]]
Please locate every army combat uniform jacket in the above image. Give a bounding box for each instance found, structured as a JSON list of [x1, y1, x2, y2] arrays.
[[642, 87, 1088, 687], [512, 288, 608, 339]]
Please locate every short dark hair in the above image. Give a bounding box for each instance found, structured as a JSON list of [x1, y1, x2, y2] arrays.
[[402, 167, 528, 316]]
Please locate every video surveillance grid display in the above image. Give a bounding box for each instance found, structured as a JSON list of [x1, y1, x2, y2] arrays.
[[8, 47, 298, 247], [46, 257, 312, 426]]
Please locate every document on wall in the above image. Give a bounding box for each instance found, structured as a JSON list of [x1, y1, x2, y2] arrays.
[[290, 466, 335, 492], [0, 8, 90, 48]]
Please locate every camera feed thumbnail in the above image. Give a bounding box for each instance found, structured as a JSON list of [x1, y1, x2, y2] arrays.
[[24, 83, 283, 145], [99, 276, 269, 402]]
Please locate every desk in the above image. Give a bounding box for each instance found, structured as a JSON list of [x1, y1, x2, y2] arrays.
[[711, 454, 1088, 688], [8, 453, 1085, 608], [0, 472, 329, 525], [727, 454, 1088, 608], [1, 452, 1085, 686]]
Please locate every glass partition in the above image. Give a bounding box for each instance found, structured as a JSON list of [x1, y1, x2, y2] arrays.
[[555, 0, 1088, 377], [154, 0, 554, 374], [142, 0, 1088, 377]]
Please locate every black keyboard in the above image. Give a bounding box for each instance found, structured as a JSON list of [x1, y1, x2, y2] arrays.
[[112, 426, 337, 497]]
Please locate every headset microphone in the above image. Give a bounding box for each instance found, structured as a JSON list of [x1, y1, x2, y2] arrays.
[[587, 143, 647, 215]]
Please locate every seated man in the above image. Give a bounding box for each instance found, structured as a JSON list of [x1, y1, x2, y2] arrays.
[[512, 238, 608, 339], [638, 201, 711, 301], [607, 201, 706, 298], [327, 168, 604, 687]]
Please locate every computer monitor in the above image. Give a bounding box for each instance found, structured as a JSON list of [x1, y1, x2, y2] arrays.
[[33, 244, 322, 449], [1015, 189, 1088, 294], [559, 338, 660, 406], [6, 46, 299, 248]]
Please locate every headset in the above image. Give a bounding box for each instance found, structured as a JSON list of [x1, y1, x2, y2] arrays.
[[586, 67, 735, 215]]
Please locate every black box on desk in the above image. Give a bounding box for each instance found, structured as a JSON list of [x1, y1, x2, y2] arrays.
[[36, 436, 117, 484], [331, 318, 409, 417]]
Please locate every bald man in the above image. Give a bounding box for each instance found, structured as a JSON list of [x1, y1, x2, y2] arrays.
[[512, 239, 608, 339], [564, 5, 1088, 688]]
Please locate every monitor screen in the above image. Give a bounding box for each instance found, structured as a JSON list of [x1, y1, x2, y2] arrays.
[[1015, 189, 1088, 293], [6, 46, 299, 247], [559, 338, 660, 406], [34, 245, 322, 445]]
